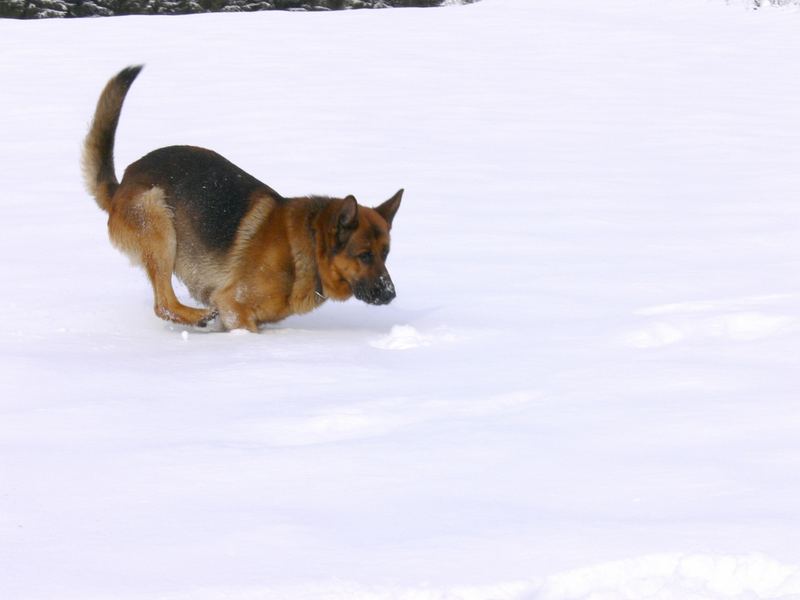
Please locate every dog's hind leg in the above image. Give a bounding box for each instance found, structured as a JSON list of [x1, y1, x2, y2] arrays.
[[108, 186, 216, 327]]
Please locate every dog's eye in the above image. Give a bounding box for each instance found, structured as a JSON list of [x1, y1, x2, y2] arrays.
[[359, 251, 373, 264], [382, 247, 389, 261]]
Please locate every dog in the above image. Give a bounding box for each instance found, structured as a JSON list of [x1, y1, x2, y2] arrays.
[[82, 66, 402, 331]]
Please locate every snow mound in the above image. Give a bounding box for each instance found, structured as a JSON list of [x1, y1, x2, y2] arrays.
[[369, 325, 461, 350], [103, 554, 800, 600], [529, 554, 800, 600], [623, 294, 800, 348]]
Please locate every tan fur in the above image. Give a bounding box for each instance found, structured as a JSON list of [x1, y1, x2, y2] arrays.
[[210, 197, 332, 330], [107, 185, 216, 325]]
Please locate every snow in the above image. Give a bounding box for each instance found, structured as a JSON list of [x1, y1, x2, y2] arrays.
[[1, 1, 800, 599]]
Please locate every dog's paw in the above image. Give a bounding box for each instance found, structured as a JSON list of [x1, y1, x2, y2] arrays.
[[195, 309, 219, 329]]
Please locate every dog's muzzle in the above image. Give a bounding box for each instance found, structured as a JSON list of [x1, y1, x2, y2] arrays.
[[354, 273, 396, 306]]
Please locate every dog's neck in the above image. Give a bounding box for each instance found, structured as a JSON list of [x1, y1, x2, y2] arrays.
[[305, 204, 328, 303], [313, 273, 327, 301], [303, 197, 354, 303]]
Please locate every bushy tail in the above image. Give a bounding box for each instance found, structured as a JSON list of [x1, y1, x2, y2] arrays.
[[82, 65, 143, 212]]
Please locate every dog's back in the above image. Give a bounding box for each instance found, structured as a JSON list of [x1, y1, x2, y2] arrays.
[[122, 145, 280, 253]]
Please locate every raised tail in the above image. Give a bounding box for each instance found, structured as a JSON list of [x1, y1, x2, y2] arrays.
[[81, 65, 143, 212]]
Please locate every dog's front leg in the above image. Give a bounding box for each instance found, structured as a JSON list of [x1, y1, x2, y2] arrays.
[[212, 287, 259, 332], [217, 303, 259, 332]]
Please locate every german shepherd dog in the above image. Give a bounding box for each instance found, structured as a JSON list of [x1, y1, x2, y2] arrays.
[[82, 66, 402, 331]]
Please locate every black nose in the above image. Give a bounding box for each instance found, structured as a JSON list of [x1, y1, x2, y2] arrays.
[[374, 288, 396, 305], [374, 273, 396, 304], [355, 273, 396, 305]]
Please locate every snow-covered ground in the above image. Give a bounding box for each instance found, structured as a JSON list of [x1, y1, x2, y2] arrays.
[[2, 1, 800, 598]]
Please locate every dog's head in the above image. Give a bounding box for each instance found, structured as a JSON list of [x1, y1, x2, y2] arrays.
[[323, 189, 403, 305]]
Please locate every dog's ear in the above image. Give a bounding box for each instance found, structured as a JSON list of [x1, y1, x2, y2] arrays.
[[335, 195, 359, 248], [374, 189, 403, 230]]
